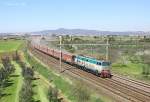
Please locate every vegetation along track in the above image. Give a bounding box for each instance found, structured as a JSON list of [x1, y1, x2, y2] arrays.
[[29, 47, 150, 102]]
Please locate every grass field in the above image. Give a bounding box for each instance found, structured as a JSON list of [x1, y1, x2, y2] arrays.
[[24, 51, 109, 102], [0, 63, 3, 68], [0, 39, 24, 102], [33, 74, 49, 102], [0, 62, 23, 102], [0, 40, 24, 52], [21, 52, 59, 102], [0, 40, 62, 102], [112, 62, 143, 75], [112, 62, 150, 82], [24, 51, 74, 101]]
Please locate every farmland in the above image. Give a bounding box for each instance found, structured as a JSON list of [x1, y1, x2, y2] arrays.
[[0, 39, 24, 102], [0, 62, 22, 102], [0, 40, 53, 102], [0, 40, 24, 52], [0, 36, 150, 102]]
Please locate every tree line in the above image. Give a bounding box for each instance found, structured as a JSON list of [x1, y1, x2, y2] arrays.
[[13, 51, 34, 102], [0, 56, 15, 98], [17, 60, 34, 102], [15, 51, 61, 102]]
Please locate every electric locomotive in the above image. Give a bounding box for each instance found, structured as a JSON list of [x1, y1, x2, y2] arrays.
[[74, 55, 111, 78]]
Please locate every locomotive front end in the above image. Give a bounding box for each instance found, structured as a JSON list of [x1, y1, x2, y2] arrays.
[[100, 62, 111, 78]]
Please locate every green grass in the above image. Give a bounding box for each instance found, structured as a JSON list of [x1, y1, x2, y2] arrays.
[[0, 63, 3, 68], [112, 62, 150, 82], [24, 52, 75, 101], [0, 62, 23, 102], [36, 80, 49, 102], [24, 51, 106, 102], [112, 52, 150, 82], [23, 63, 57, 102], [33, 74, 49, 102], [0, 40, 24, 52], [112, 62, 144, 75]]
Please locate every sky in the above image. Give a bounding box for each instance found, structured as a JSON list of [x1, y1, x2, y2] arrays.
[[0, 0, 150, 33]]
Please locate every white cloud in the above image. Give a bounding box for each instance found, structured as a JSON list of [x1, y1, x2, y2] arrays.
[[5, 2, 27, 7]]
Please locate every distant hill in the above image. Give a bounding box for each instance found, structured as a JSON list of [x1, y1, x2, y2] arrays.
[[1, 28, 150, 36], [31, 28, 150, 36]]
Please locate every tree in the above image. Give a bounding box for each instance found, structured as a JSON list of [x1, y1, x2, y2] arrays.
[[22, 67, 34, 80], [72, 82, 91, 102], [73, 37, 83, 43], [1, 57, 15, 75], [93, 36, 98, 39], [0, 56, 15, 98], [0, 68, 4, 98], [95, 98, 103, 102], [12, 50, 20, 61], [19, 81, 33, 102], [47, 87, 53, 102], [18, 59, 34, 102], [47, 86, 59, 102], [140, 54, 150, 76], [108, 36, 115, 42]]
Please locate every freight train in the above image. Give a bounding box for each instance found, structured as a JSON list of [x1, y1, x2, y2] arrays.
[[32, 44, 112, 78]]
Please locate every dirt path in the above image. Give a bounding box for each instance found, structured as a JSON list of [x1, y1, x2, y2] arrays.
[[13, 62, 23, 102]]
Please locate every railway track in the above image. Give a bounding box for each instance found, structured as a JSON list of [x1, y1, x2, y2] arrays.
[[30, 49, 133, 102], [108, 78, 150, 97], [113, 74, 150, 89], [29, 47, 150, 102]]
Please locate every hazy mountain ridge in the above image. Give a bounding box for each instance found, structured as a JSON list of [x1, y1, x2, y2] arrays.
[[1, 28, 150, 36], [32, 28, 150, 36]]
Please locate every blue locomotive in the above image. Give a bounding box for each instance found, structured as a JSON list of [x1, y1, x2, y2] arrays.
[[74, 55, 111, 78]]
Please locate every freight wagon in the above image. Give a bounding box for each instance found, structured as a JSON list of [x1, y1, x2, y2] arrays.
[[32, 44, 111, 78]]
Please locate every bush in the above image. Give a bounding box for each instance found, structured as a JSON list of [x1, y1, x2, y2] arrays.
[[1, 57, 15, 75], [22, 67, 34, 80], [18, 57, 34, 102], [142, 65, 150, 76], [19, 80, 33, 102], [47, 86, 60, 102], [72, 81, 91, 102], [0, 56, 15, 98], [12, 50, 20, 61]]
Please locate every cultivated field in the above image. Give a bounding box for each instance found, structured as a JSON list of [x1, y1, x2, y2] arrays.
[[0, 40, 54, 102], [1, 37, 150, 102], [0, 40, 24, 52]]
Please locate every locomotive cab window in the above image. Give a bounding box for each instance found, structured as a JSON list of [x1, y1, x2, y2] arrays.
[[97, 62, 101, 65], [102, 62, 110, 66]]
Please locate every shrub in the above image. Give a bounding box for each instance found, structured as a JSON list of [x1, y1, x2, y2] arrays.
[[47, 86, 59, 102], [72, 81, 91, 102]]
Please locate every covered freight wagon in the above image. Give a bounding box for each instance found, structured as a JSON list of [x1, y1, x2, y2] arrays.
[[62, 52, 74, 63]]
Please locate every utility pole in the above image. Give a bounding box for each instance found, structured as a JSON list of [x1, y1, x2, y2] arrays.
[[59, 36, 62, 72], [70, 35, 72, 47], [91, 45, 93, 57], [70, 35, 72, 41], [106, 36, 109, 61]]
